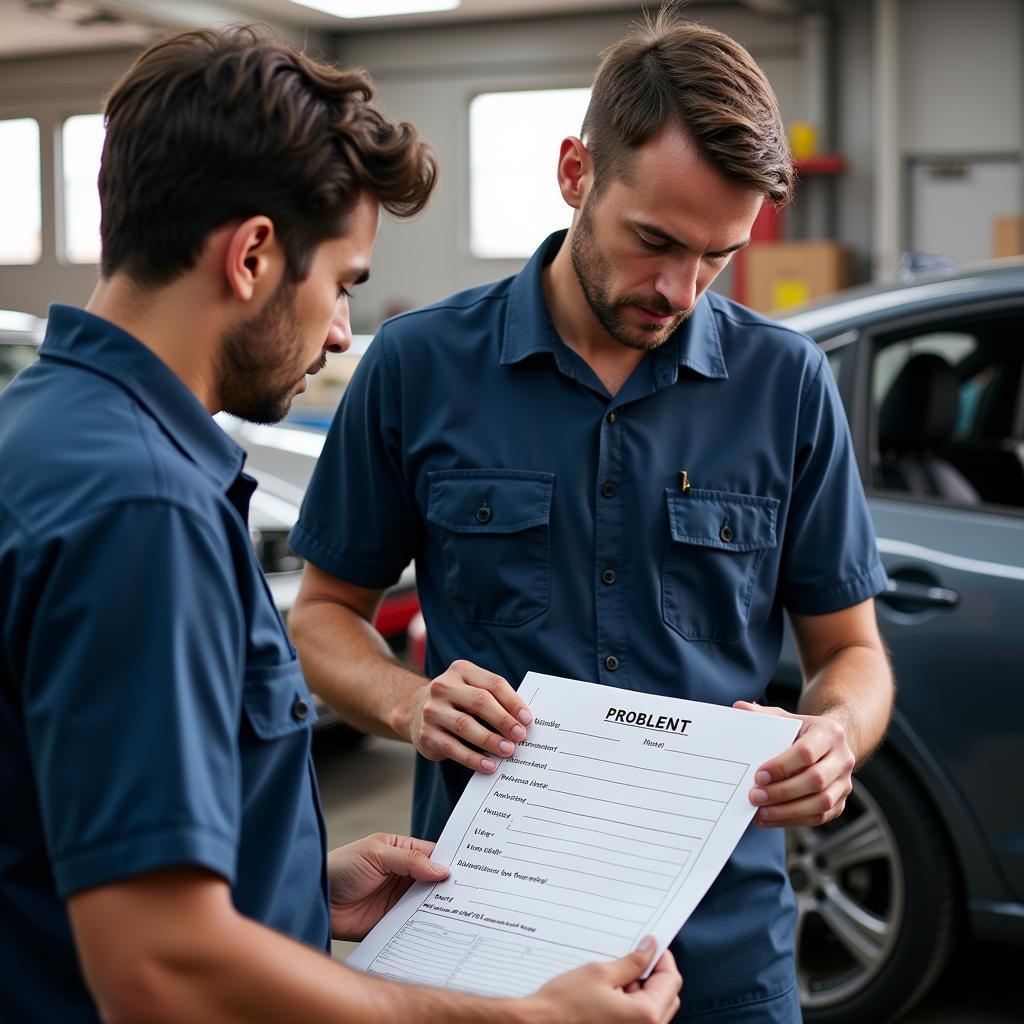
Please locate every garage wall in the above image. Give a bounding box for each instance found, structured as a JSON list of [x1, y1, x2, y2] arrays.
[[332, 3, 807, 331], [897, 0, 1023, 263], [901, 0, 1021, 156], [0, 3, 809, 325], [1, 0, 1020, 323]]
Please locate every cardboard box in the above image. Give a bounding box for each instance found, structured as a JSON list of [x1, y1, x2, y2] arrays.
[[994, 215, 1022, 258], [743, 241, 851, 313]]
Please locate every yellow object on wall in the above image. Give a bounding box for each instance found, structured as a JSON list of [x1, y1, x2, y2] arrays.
[[744, 241, 851, 313], [788, 121, 817, 160], [772, 279, 812, 309]]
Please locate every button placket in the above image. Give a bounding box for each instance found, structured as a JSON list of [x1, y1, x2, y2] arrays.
[[595, 404, 626, 685]]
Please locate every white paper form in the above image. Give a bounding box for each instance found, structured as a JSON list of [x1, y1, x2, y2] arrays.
[[347, 672, 801, 997]]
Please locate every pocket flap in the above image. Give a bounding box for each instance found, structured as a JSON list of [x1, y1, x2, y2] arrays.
[[242, 660, 313, 740], [427, 470, 555, 534], [666, 488, 779, 552]]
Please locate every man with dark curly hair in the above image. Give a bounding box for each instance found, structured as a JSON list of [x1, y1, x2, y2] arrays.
[[0, 27, 680, 1024]]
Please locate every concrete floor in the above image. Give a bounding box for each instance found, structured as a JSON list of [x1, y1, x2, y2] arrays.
[[315, 735, 1021, 1023]]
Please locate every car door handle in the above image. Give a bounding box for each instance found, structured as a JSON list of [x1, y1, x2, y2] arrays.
[[880, 577, 960, 610]]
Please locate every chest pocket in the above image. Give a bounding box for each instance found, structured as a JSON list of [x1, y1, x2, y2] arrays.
[[242, 659, 314, 741], [427, 469, 554, 626], [662, 488, 779, 643]]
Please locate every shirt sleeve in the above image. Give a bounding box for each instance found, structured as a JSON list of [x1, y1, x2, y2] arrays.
[[290, 328, 421, 588], [780, 350, 888, 615], [20, 500, 245, 898]]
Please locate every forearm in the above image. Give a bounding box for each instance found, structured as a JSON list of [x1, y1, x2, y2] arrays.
[[93, 910, 532, 1024], [290, 596, 424, 741], [797, 641, 893, 765]]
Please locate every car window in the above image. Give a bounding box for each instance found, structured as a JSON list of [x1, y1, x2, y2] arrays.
[[869, 314, 1024, 509], [872, 332, 977, 411]]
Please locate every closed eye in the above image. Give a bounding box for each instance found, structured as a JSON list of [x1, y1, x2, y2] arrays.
[[636, 232, 671, 252]]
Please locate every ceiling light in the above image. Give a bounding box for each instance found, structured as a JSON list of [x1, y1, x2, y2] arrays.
[[292, 0, 461, 18]]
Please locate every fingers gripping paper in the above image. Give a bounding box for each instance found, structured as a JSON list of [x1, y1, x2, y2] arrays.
[[347, 672, 800, 996]]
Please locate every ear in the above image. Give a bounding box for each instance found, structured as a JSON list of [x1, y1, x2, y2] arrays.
[[223, 215, 283, 303], [556, 136, 593, 212]]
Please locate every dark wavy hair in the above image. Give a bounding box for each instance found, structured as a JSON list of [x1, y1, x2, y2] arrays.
[[582, 9, 794, 205], [99, 25, 437, 285]]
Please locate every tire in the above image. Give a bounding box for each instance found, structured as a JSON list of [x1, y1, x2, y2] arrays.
[[788, 745, 958, 1023]]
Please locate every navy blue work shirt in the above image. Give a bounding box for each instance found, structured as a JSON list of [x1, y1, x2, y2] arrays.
[[292, 231, 886, 1021], [0, 306, 328, 1023]]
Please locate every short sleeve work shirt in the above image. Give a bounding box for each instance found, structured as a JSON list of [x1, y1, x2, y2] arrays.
[[0, 306, 328, 1023], [292, 231, 886, 1020]]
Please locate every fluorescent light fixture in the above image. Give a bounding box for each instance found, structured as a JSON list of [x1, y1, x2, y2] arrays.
[[293, 0, 461, 18]]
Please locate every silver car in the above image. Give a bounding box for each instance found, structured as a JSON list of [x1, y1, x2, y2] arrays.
[[770, 259, 1024, 1022]]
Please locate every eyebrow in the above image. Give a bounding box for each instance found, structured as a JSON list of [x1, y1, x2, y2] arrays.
[[634, 221, 750, 257], [352, 268, 370, 286]]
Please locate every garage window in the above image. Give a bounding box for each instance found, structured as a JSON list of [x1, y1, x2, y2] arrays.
[[61, 114, 105, 264], [0, 118, 41, 264], [469, 87, 591, 259]]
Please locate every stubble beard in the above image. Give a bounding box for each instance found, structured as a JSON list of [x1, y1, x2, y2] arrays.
[[218, 278, 307, 425], [570, 199, 690, 352]]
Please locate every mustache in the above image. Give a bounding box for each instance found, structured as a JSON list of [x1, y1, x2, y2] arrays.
[[618, 293, 681, 317], [306, 352, 328, 376]]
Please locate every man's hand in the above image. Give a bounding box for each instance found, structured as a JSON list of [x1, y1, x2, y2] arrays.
[[529, 938, 682, 1024], [733, 702, 856, 828], [408, 659, 533, 773], [328, 833, 449, 940]]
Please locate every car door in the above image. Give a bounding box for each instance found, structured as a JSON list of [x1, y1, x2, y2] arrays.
[[860, 303, 1024, 901]]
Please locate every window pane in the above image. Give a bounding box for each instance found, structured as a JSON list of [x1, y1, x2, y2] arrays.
[[0, 119, 41, 264], [62, 114, 105, 264], [470, 88, 591, 259]]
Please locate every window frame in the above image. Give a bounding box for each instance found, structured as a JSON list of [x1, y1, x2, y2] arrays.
[[465, 82, 591, 262]]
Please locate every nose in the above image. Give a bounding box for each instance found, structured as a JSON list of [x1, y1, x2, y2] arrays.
[[655, 256, 701, 314], [325, 295, 352, 354]]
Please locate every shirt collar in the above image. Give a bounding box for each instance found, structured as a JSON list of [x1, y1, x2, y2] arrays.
[[501, 229, 728, 382], [40, 304, 246, 489]]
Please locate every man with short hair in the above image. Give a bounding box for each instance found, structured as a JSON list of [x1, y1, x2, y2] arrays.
[[289, 11, 894, 1023], [0, 27, 680, 1024]]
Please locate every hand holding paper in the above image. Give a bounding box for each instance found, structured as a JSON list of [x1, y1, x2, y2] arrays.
[[349, 672, 800, 998], [734, 702, 856, 828], [328, 833, 449, 941]]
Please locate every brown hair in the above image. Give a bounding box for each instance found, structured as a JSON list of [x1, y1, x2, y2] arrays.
[[99, 25, 437, 286], [581, 9, 794, 205]]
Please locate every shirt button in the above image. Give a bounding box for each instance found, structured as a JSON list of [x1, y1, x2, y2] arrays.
[[601, 568, 616, 585], [720, 523, 734, 543], [602, 482, 617, 498], [607, 411, 618, 423], [292, 697, 311, 721], [605, 655, 620, 671], [476, 505, 492, 524]]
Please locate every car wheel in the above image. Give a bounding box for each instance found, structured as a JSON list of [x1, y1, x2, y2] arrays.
[[788, 746, 958, 1023]]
